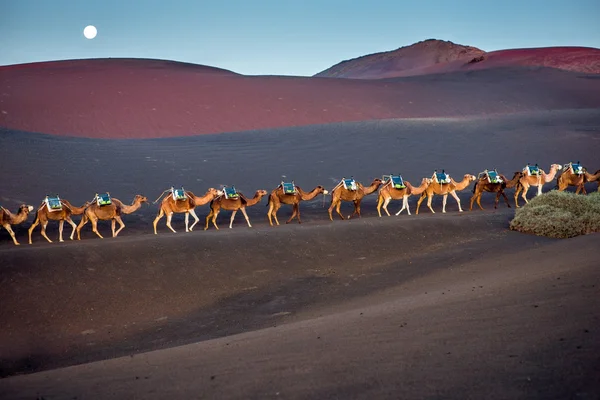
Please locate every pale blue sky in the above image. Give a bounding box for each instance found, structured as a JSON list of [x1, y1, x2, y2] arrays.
[[1, 0, 599, 76]]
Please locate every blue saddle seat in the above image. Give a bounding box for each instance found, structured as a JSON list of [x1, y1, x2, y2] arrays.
[[282, 182, 296, 195], [343, 178, 357, 191], [172, 188, 187, 201], [96, 193, 112, 206], [525, 165, 540, 175], [435, 172, 450, 184], [390, 175, 405, 189], [486, 170, 502, 184], [570, 163, 583, 175], [45, 195, 63, 210], [223, 186, 239, 199]]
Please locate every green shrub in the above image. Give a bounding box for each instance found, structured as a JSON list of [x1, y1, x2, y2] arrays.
[[509, 191, 600, 238]]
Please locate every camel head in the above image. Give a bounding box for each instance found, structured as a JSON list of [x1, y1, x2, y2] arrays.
[[256, 190, 268, 197], [465, 174, 477, 182], [315, 185, 329, 195], [551, 164, 563, 171], [134, 195, 149, 204], [20, 204, 34, 214], [207, 188, 223, 197]]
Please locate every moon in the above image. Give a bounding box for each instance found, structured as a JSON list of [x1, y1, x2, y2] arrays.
[[83, 25, 97, 40]]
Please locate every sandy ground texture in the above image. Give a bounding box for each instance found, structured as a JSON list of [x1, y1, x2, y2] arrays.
[[0, 109, 599, 398]]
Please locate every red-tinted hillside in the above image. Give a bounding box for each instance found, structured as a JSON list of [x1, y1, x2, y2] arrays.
[[1, 57, 600, 139], [315, 40, 600, 79], [315, 39, 485, 79]]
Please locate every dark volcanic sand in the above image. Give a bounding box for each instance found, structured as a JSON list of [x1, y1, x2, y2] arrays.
[[0, 109, 599, 398]]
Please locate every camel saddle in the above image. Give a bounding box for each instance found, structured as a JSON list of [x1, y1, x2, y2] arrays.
[[342, 178, 357, 191], [569, 162, 584, 175], [434, 171, 451, 184], [524, 164, 540, 176], [172, 187, 187, 201], [282, 182, 297, 195], [484, 170, 502, 184], [223, 186, 240, 199], [44, 195, 63, 212], [383, 174, 405, 189], [96, 193, 112, 206]]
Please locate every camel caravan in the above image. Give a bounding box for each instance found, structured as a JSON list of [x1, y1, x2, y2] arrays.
[[2, 161, 599, 246]]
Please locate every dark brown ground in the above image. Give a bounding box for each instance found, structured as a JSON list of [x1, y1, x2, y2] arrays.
[[0, 109, 599, 399]]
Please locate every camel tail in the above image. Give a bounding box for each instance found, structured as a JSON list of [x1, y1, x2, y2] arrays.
[[472, 181, 478, 194]]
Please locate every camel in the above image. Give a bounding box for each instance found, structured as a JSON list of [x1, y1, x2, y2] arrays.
[[469, 171, 523, 211], [328, 177, 383, 221], [416, 171, 477, 214], [266, 182, 328, 226], [589, 169, 600, 192], [0, 204, 34, 245], [515, 163, 562, 207], [28, 197, 91, 244], [374, 176, 431, 217], [153, 187, 222, 234], [556, 162, 589, 194], [205, 189, 268, 230], [76, 194, 148, 240]]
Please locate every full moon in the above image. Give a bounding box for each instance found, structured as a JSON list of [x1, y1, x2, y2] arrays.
[[83, 25, 97, 39]]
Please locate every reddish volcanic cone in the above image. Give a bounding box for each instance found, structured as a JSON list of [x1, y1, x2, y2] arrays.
[[314, 39, 486, 79], [315, 39, 600, 79]]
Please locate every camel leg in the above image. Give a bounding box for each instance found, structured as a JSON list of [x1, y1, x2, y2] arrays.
[[166, 212, 177, 233], [328, 200, 340, 221], [211, 210, 220, 230], [40, 221, 52, 243], [189, 209, 200, 231], [28, 217, 41, 244], [184, 212, 190, 232], [287, 204, 300, 224], [404, 195, 411, 215], [58, 220, 65, 242], [229, 210, 237, 229], [376, 196, 384, 217], [272, 204, 281, 226], [426, 194, 435, 214], [335, 201, 345, 220], [153, 208, 165, 234], [521, 185, 530, 204], [66, 217, 78, 240], [76, 214, 88, 240], [114, 216, 126, 237], [382, 197, 392, 217], [355, 201, 362, 218], [240, 207, 252, 228], [267, 202, 275, 226], [416, 193, 427, 215], [450, 191, 462, 212], [204, 209, 213, 230], [111, 219, 116, 237], [3, 223, 20, 246], [537, 184, 543, 196], [91, 217, 104, 239], [500, 191, 511, 208]]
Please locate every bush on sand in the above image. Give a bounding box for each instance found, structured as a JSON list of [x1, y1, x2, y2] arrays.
[[509, 191, 600, 238]]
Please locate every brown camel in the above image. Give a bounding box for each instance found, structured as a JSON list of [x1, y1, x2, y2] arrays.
[[28, 197, 91, 244], [153, 187, 222, 234], [469, 171, 523, 211], [205, 189, 268, 230], [76, 194, 148, 240], [556, 162, 588, 194], [266, 183, 328, 226], [0, 204, 34, 245], [328, 178, 383, 221], [416, 171, 476, 214], [375, 177, 431, 217], [589, 169, 600, 192], [515, 163, 562, 207]]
